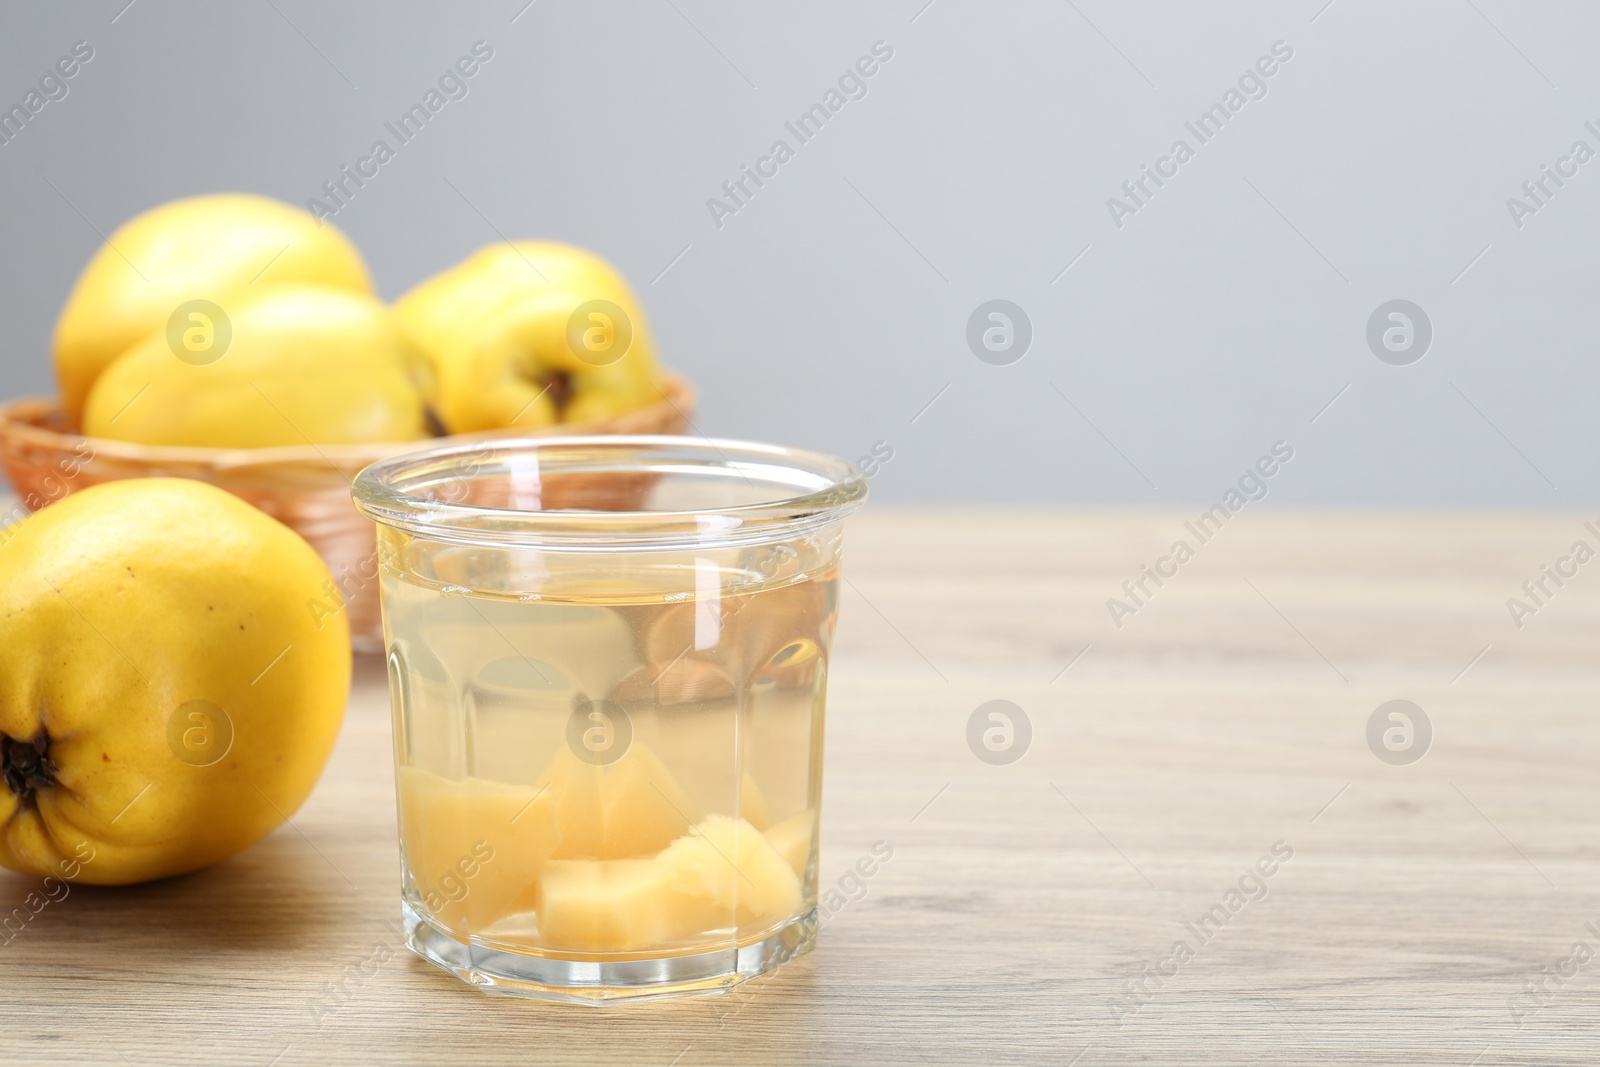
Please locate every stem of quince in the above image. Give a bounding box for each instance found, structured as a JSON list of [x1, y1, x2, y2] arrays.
[[2, 732, 57, 806], [545, 371, 571, 416]]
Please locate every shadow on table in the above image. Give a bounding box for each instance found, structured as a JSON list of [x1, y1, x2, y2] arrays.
[[0, 829, 379, 957]]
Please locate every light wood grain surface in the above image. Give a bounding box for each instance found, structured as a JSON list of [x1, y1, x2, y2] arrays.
[[4, 508, 1599, 1066]]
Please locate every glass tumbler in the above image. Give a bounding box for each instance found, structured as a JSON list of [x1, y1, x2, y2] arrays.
[[352, 435, 867, 1003]]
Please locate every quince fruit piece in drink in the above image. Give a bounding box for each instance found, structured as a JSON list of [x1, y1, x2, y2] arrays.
[[395, 766, 561, 934], [535, 815, 803, 952], [535, 857, 727, 952], [393, 241, 661, 433], [53, 193, 372, 424], [0, 479, 350, 884], [536, 742, 697, 860], [762, 808, 815, 878], [658, 814, 802, 931], [82, 285, 432, 448], [739, 771, 772, 831]]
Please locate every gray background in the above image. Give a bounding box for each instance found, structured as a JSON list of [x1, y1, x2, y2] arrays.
[[1, 0, 1595, 505]]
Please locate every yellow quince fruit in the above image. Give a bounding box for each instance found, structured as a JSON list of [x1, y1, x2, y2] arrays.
[[53, 193, 373, 425], [0, 478, 351, 885], [82, 285, 433, 448], [394, 241, 662, 434]]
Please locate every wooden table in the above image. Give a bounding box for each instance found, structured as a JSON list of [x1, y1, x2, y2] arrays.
[[5, 509, 1598, 1066]]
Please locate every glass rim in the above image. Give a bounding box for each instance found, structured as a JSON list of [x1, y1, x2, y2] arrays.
[[351, 434, 869, 550]]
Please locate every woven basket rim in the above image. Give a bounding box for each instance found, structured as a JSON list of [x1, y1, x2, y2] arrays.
[[0, 373, 696, 475]]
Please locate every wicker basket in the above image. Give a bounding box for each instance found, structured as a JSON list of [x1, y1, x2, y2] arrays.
[[0, 374, 695, 652]]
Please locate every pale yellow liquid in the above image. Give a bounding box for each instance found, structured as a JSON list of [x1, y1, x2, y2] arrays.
[[382, 548, 836, 959]]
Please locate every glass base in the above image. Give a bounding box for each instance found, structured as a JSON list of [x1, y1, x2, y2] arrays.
[[403, 901, 817, 1004]]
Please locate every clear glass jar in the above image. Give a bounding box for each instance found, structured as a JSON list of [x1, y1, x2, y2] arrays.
[[352, 435, 867, 1002]]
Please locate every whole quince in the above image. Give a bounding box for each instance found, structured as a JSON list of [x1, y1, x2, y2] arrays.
[[53, 193, 373, 425], [0, 478, 350, 885], [82, 285, 432, 448], [394, 241, 661, 433]]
